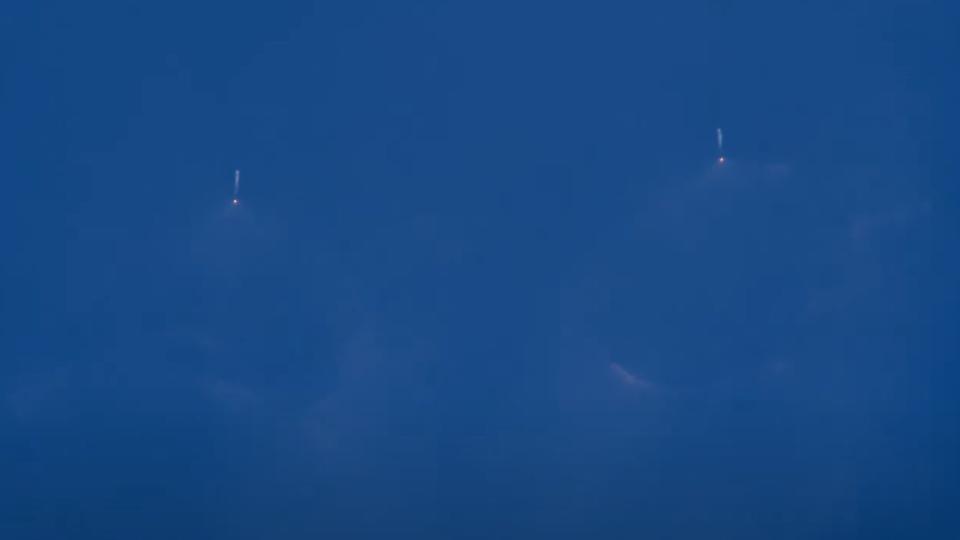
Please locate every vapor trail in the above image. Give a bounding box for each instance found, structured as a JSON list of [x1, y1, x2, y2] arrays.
[[232, 170, 240, 206], [716, 128, 726, 164]]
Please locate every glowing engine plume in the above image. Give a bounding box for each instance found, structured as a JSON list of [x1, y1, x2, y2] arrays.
[[232, 170, 240, 206], [716, 128, 725, 164]]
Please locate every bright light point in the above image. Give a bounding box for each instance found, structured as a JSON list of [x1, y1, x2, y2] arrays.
[[232, 199, 239, 206], [718, 156, 726, 164]]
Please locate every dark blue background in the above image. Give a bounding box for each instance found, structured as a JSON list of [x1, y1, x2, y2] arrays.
[[3, 1, 958, 538]]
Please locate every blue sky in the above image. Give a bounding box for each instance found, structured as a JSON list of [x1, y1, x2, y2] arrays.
[[3, 1, 959, 538]]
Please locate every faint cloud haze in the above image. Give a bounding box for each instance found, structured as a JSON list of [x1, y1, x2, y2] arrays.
[[848, 201, 932, 241], [609, 362, 654, 391]]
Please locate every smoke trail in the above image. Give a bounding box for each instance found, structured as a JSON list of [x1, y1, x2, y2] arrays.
[[717, 128, 723, 152], [234, 170, 240, 197]]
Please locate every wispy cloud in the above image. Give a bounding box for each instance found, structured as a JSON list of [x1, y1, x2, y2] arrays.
[[202, 378, 261, 412], [609, 362, 654, 391], [848, 201, 931, 241]]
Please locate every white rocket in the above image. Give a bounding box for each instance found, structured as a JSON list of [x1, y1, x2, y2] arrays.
[[232, 170, 240, 206], [716, 128, 725, 164]]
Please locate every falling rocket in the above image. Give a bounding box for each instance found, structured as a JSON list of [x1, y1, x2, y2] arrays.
[[232, 170, 240, 206], [716, 128, 725, 164]]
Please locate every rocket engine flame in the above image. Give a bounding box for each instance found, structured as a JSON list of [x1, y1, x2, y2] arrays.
[[232, 170, 240, 206], [716, 128, 725, 164]]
